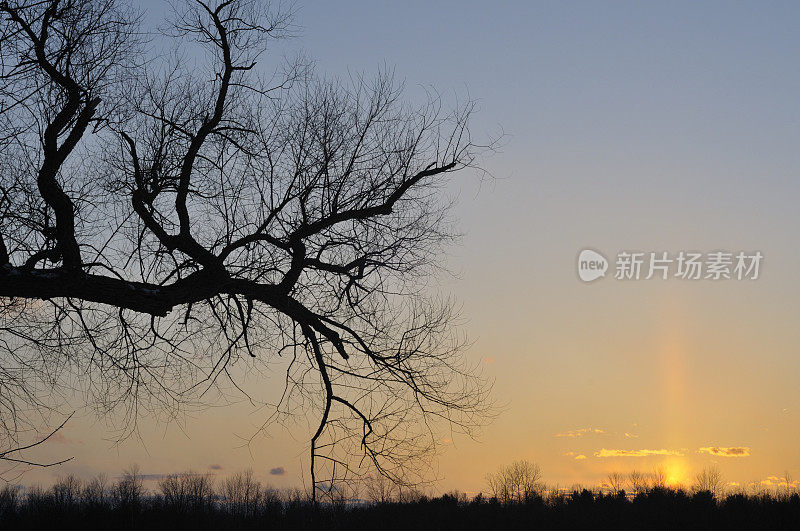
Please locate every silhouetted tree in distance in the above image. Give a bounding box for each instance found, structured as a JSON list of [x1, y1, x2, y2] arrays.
[[604, 471, 625, 495], [694, 466, 725, 498], [1, 464, 800, 529], [628, 470, 650, 496], [485, 460, 543, 504], [0, 0, 492, 497], [222, 469, 263, 517], [652, 466, 667, 489]]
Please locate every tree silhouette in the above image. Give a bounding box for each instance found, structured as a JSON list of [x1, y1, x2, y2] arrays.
[[0, 0, 491, 497], [486, 460, 543, 504], [693, 466, 724, 498], [628, 470, 649, 496], [604, 471, 625, 495]]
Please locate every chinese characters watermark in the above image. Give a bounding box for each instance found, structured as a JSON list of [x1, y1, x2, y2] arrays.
[[578, 249, 762, 282]]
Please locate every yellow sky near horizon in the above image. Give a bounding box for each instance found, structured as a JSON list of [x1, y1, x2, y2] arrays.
[[14, 254, 800, 496]]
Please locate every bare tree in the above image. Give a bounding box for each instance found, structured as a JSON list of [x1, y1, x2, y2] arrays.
[[159, 471, 215, 511], [628, 470, 650, 496], [397, 485, 426, 503], [51, 473, 82, 509], [0, 0, 491, 498], [652, 466, 667, 489], [364, 473, 398, 505], [112, 464, 144, 509], [486, 460, 543, 504], [781, 470, 795, 498], [82, 473, 109, 507], [222, 469, 262, 516], [604, 471, 625, 495], [693, 466, 724, 498], [0, 483, 20, 515]]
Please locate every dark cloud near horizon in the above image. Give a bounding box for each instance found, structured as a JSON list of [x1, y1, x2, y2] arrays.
[[209, 464, 223, 470], [269, 466, 287, 476]]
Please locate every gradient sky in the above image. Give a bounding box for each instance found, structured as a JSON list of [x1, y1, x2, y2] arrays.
[[16, 1, 800, 494]]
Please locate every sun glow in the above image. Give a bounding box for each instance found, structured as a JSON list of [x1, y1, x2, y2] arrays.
[[663, 459, 689, 488]]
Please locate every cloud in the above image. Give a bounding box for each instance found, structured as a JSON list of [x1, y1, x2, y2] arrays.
[[555, 428, 606, 438], [698, 446, 750, 457], [563, 451, 587, 459], [209, 464, 223, 470], [269, 466, 287, 476], [624, 432, 639, 439], [758, 476, 799, 489], [594, 448, 684, 458], [483, 357, 495, 365]]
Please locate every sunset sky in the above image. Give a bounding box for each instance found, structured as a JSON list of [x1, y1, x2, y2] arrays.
[[16, 1, 800, 494]]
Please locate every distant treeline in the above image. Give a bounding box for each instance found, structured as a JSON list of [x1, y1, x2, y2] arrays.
[[0, 470, 799, 530]]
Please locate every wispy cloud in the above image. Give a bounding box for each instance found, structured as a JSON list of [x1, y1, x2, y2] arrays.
[[594, 448, 684, 458], [574, 454, 587, 460], [555, 428, 606, 438], [269, 466, 287, 476], [209, 464, 223, 470], [698, 446, 750, 457]]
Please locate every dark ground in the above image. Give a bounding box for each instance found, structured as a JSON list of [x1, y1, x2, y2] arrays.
[[1, 488, 799, 530]]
